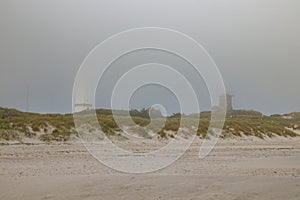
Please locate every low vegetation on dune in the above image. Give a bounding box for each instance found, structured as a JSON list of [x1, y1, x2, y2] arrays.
[[0, 107, 299, 142], [221, 110, 299, 139], [0, 107, 76, 142]]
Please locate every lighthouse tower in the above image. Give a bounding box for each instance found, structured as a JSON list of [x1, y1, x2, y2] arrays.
[[219, 94, 234, 111], [74, 81, 93, 113]]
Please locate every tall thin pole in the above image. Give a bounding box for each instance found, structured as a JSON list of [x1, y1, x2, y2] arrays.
[[26, 84, 29, 112]]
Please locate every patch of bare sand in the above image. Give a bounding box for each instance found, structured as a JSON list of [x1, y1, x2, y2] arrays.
[[0, 137, 300, 199]]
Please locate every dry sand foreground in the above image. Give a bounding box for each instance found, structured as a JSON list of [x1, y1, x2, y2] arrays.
[[1, 137, 300, 200]]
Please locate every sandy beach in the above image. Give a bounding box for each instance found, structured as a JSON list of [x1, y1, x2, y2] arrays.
[[1, 137, 300, 200], [2, 0, 300, 199]]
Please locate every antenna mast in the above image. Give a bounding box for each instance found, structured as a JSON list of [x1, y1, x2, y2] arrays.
[[26, 84, 29, 112]]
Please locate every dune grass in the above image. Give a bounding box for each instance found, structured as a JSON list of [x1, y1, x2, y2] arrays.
[[0, 107, 299, 141]]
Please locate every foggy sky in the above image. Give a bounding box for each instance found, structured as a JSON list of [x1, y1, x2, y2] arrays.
[[0, 0, 300, 115]]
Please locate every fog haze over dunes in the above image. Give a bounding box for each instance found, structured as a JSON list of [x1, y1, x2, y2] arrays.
[[0, 0, 300, 115]]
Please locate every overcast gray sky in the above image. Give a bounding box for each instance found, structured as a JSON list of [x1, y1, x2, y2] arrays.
[[0, 0, 299, 115]]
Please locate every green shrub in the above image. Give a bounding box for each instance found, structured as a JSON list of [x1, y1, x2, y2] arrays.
[[25, 131, 36, 138], [0, 130, 20, 140], [39, 134, 53, 142], [157, 130, 166, 138]]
